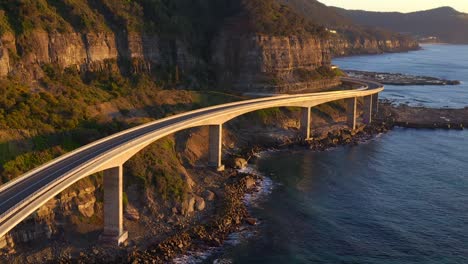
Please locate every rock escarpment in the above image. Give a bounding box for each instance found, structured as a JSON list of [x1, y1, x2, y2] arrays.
[[213, 32, 341, 93], [0, 30, 197, 81], [330, 36, 420, 56], [1, 181, 99, 250], [0, 0, 419, 92]]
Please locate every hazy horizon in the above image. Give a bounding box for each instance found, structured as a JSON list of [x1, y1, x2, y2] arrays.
[[317, 0, 468, 13]]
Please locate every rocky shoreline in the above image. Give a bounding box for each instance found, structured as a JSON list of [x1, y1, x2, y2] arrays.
[[7, 100, 467, 263], [41, 172, 259, 264], [39, 121, 392, 264], [379, 101, 468, 129], [148, 102, 468, 263], [345, 70, 461, 86], [122, 102, 468, 263]]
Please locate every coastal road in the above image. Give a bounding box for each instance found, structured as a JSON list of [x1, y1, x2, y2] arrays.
[[0, 78, 383, 238]]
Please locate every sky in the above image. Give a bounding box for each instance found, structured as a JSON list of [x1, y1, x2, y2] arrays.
[[317, 0, 468, 13]]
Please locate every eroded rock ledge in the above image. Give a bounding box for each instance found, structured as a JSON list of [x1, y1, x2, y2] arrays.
[[380, 102, 468, 129], [346, 70, 461, 86]]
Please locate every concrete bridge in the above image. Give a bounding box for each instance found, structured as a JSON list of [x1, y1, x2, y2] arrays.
[[0, 78, 383, 246]]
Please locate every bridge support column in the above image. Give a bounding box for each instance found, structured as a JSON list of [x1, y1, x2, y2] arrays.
[[363, 95, 373, 124], [209, 124, 224, 171], [100, 165, 128, 246], [347, 97, 357, 130], [372, 93, 379, 118], [300, 107, 312, 140]]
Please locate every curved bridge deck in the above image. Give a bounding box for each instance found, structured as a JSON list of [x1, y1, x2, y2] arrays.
[[0, 78, 383, 245]]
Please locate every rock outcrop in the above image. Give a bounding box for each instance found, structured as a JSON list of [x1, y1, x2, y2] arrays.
[[330, 36, 420, 57], [0, 30, 198, 81], [3, 181, 100, 249], [213, 32, 341, 93]]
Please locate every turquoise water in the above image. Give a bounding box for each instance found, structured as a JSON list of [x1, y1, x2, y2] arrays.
[[208, 45, 468, 263], [334, 44, 468, 108]]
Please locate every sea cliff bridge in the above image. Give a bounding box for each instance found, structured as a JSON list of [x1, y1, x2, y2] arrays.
[[0, 78, 383, 245]]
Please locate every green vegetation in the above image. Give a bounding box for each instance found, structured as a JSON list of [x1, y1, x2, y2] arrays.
[[336, 6, 468, 44], [1, 147, 64, 183], [0, 10, 12, 35], [0, 54, 247, 184], [242, 0, 327, 36], [46, 0, 110, 32], [0, 0, 71, 34], [255, 107, 282, 123], [293, 66, 344, 82], [125, 138, 188, 202], [123, 191, 129, 208]]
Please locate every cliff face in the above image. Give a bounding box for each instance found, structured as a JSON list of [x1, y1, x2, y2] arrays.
[[330, 36, 420, 57], [212, 32, 342, 93], [1, 181, 100, 249], [0, 30, 198, 81], [0, 0, 420, 91], [211, 30, 418, 93]]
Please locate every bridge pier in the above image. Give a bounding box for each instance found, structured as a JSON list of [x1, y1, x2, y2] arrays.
[[372, 93, 379, 118], [363, 95, 373, 124], [300, 107, 312, 140], [100, 166, 128, 246], [346, 97, 357, 130], [209, 124, 224, 171]]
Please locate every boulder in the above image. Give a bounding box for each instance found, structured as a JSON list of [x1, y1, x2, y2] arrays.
[[0, 236, 6, 249], [181, 196, 196, 215], [234, 158, 248, 169], [195, 197, 206, 211], [245, 218, 258, 226], [125, 205, 140, 221], [203, 190, 216, 201], [245, 177, 256, 189], [76, 194, 96, 218]]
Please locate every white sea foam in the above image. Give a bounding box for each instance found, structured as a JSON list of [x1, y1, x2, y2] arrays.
[[173, 165, 274, 263]]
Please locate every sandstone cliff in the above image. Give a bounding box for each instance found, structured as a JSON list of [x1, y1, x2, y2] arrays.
[[330, 35, 420, 56], [0, 0, 418, 92], [212, 32, 342, 93], [0, 29, 199, 82]]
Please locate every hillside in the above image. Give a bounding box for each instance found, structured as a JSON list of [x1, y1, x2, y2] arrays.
[[334, 6, 468, 43], [278, 0, 354, 26], [0, 0, 418, 85], [276, 0, 419, 56]]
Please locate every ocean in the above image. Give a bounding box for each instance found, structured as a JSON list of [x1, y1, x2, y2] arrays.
[[206, 44, 468, 263], [334, 44, 468, 109]]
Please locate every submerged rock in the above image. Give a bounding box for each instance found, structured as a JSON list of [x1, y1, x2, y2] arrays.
[[244, 218, 258, 226]]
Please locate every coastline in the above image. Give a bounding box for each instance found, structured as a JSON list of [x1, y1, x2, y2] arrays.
[[380, 102, 468, 129], [5, 100, 466, 263], [65, 116, 394, 263], [76, 100, 468, 262], [168, 100, 468, 263], [163, 120, 395, 263], [81, 44, 467, 262]]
